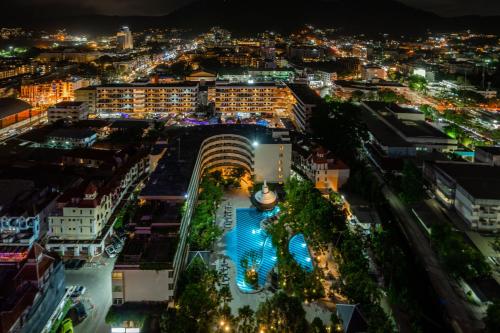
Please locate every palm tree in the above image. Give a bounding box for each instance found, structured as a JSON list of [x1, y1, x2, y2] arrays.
[[236, 306, 255, 333]]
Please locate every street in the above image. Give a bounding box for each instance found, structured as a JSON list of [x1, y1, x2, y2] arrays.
[[380, 181, 483, 333], [65, 257, 116, 333]]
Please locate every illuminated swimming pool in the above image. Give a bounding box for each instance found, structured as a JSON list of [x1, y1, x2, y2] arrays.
[[225, 207, 279, 292], [288, 233, 314, 272], [225, 206, 313, 292]]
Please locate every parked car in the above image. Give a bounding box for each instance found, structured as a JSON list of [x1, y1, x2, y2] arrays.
[[64, 259, 86, 270], [68, 303, 87, 324], [70, 285, 86, 299]]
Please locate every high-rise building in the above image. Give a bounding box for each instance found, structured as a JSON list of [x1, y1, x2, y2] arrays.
[[116, 26, 133, 51]]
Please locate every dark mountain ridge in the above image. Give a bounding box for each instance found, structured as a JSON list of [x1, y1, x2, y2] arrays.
[[1, 0, 498, 36]]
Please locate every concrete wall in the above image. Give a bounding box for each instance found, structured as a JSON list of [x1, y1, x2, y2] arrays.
[[254, 143, 291, 183], [115, 269, 174, 302]]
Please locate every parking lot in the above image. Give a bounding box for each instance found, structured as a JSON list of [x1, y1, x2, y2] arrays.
[[65, 256, 116, 333]]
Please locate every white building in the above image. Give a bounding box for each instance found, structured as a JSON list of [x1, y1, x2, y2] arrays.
[[362, 65, 387, 81], [139, 125, 292, 290], [47, 101, 89, 123], [423, 161, 500, 233], [46, 154, 149, 257], [116, 26, 133, 51], [294, 146, 350, 193]]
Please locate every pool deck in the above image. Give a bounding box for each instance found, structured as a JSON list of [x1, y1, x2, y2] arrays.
[[213, 188, 275, 311], [211, 188, 335, 324]]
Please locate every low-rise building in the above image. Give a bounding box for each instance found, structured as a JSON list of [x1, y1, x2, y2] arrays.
[[423, 161, 500, 233], [361, 102, 457, 172], [293, 145, 350, 193], [0, 98, 44, 138], [47, 101, 89, 123], [46, 128, 97, 148], [475, 146, 500, 166], [362, 64, 387, 81], [0, 244, 66, 333], [46, 152, 149, 257]]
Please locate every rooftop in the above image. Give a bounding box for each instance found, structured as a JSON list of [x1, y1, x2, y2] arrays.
[[432, 161, 500, 200], [287, 83, 322, 105], [50, 101, 86, 108], [141, 124, 289, 199], [0, 98, 32, 119], [476, 146, 500, 155], [47, 128, 96, 139]]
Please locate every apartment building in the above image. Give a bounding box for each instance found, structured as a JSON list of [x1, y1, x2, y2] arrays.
[[212, 82, 290, 116], [20, 77, 96, 107], [46, 152, 149, 257], [74, 86, 97, 114], [94, 82, 199, 117], [47, 101, 89, 123], [287, 83, 322, 133]]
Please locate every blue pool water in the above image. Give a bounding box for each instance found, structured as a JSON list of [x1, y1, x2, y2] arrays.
[[225, 206, 313, 292], [225, 207, 279, 292], [288, 233, 314, 272]]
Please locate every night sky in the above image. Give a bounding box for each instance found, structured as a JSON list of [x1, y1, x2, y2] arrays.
[[8, 0, 500, 17]]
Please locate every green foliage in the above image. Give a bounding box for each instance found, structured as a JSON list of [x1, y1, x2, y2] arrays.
[[408, 75, 428, 92], [160, 257, 226, 333], [484, 299, 500, 333], [419, 105, 438, 121], [430, 224, 491, 280], [280, 178, 345, 250], [311, 100, 368, 164], [236, 306, 256, 333], [491, 235, 500, 254], [370, 229, 425, 331], [399, 160, 424, 204], [309, 317, 327, 333], [256, 292, 309, 333], [376, 89, 409, 104], [336, 231, 395, 332], [188, 175, 224, 250]]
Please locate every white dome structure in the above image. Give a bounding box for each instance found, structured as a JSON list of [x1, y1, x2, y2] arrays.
[[253, 180, 277, 210]]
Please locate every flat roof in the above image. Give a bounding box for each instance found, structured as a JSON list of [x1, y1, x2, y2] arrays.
[[48, 128, 96, 139], [287, 83, 322, 105], [96, 82, 199, 88], [0, 98, 32, 119], [141, 124, 289, 198], [50, 101, 86, 108], [476, 146, 500, 155], [365, 102, 450, 140], [433, 161, 500, 200], [360, 107, 413, 147]]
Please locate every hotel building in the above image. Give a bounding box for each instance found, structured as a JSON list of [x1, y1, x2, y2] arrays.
[[211, 82, 291, 116], [94, 82, 199, 117], [136, 125, 292, 295]]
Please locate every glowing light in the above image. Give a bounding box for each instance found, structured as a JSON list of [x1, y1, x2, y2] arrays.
[[252, 141, 259, 147]]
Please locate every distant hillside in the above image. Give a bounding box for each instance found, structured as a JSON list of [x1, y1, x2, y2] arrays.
[[1, 0, 499, 36]]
